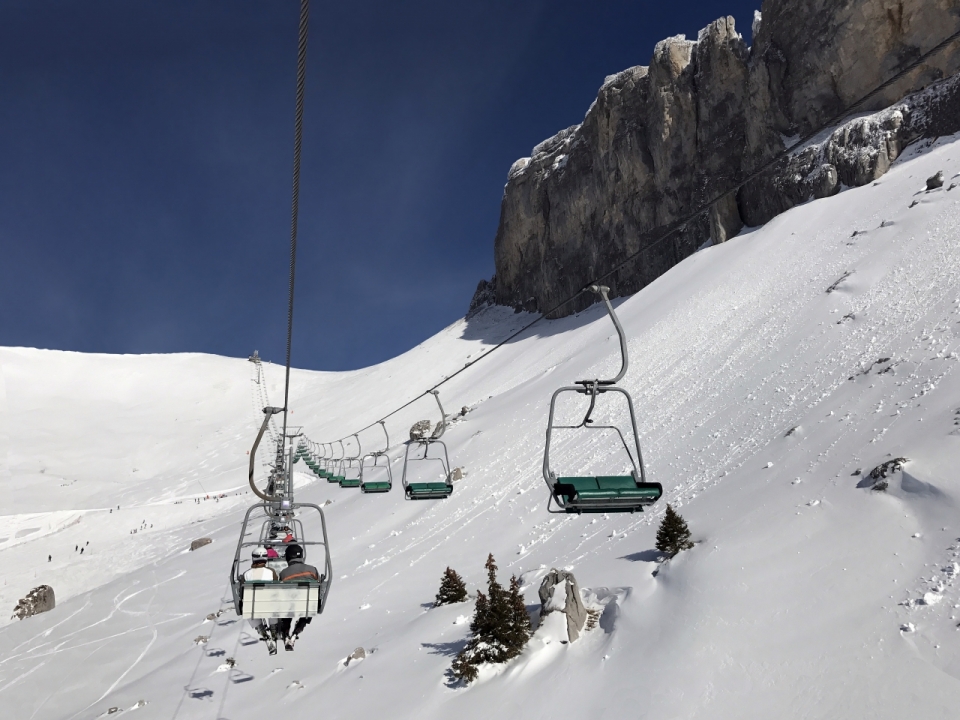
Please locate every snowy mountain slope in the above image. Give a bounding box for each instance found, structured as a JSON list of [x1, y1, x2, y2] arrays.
[[1, 135, 960, 719]]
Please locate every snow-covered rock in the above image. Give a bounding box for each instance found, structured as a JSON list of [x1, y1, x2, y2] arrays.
[[538, 569, 587, 643]]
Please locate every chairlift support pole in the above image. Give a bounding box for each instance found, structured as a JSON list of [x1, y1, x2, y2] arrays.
[[378, 420, 389, 452], [429, 390, 446, 439], [249, 407, 283, 502]]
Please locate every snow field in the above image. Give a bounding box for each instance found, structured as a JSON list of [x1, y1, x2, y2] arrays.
[[0, 135, 959, 718]]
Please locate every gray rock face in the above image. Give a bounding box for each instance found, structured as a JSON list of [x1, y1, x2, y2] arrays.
[[740, 76, 960, 226], [12, 585, 55, 620], [538, 569, 588, 643], [190, 538, 212, 551], [481, 0, 960, 316], [467, 276, 497, 316]]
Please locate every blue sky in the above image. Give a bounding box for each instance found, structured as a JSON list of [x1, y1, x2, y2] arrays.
[[0, 0, 759, 371]]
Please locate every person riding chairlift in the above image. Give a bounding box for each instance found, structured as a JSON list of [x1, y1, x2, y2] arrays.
[[242, 546, 280, 654], [276, 544, 321, 651], [265, 544, 286, 574], [243, 546, 277, 582]]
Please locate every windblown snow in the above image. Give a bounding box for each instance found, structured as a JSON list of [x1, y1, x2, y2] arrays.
[[2, 136, 960, 719]]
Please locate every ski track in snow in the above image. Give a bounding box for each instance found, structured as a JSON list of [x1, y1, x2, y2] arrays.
[[1, 135, 960, 718]]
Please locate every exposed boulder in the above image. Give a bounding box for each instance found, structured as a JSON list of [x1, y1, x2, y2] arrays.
[[346, 647, 366, 665], [927, 170, 945, 189], [538, 569, 587, 643], [190, 538, 212, 551], [484, 0, 960, 318], [409, 420, 432, 442], [869, 457, 908, 481], [12, 585, 55, 620]]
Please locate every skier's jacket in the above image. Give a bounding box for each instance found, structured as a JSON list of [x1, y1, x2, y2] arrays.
[[279, 558, 321, 582], [243, 565, 278, 582]]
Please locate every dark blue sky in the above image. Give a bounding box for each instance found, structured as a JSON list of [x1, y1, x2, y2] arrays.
[[1, 0, 759, 371]]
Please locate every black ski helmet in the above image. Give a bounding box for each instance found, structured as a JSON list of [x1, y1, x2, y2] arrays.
[[285, 544, 304, 562]]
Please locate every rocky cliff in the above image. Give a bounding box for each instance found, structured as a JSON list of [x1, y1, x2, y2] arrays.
[[474, 0, 960, 316]]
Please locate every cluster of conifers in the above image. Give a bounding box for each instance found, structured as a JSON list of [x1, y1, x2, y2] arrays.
[[435, 505, 693, 683]]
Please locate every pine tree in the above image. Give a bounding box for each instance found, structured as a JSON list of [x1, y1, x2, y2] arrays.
[[655, 504, 695, 558], [503, 574, 532, 657], [435, 567, 468, 606], [450, 590, 485, 682], [450, 554, 531, 683], [483, 554, 510, 650]]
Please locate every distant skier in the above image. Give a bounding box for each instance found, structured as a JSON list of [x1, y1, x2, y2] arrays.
[[243, 547, 279, 654], [277, 544, 321, 650], [48, 555, 51, 562]]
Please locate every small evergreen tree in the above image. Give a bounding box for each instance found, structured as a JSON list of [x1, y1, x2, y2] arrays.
[[450, 590, 485, 682], [482, 554, 510, 649], [655, 504, 694, 558], [450, 554, 531, 683], [435, 567, 468, 606], [503, 574, 532, 653]]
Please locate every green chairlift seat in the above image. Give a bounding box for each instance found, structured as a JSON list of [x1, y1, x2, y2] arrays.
[[362, 481, 391, 493], [553, 476, 662, 513], [405, 481, 452, 499]]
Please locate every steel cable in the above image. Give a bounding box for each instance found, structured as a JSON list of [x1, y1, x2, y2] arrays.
[[281, 0, 310, 447]]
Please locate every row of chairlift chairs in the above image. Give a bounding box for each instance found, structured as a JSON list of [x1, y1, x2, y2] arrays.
[[292, 285, 662, 515], [294, 390, 455, 500], [230, 285, 663, 651], [229, 393, 458, 643]]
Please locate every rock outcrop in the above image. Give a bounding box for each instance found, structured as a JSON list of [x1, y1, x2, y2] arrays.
[[190, 537, 213, 551], [481, 0, 960, 316], [346, 647, 366, 665], [409, 420, 432, 442], [538, 569, 587, 642], [12, 585, 55, 620]]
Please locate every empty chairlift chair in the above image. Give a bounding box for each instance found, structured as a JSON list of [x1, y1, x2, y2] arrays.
[[329, 441, 346, 484], [318, 443, 333, 479], [360, 421, 393, 493], [339, 434, 362, 488], [308, 443, 323, 477], [402, 391, 454, 500], [542, 285, 663, 514], [317, 444, 331, 478]]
